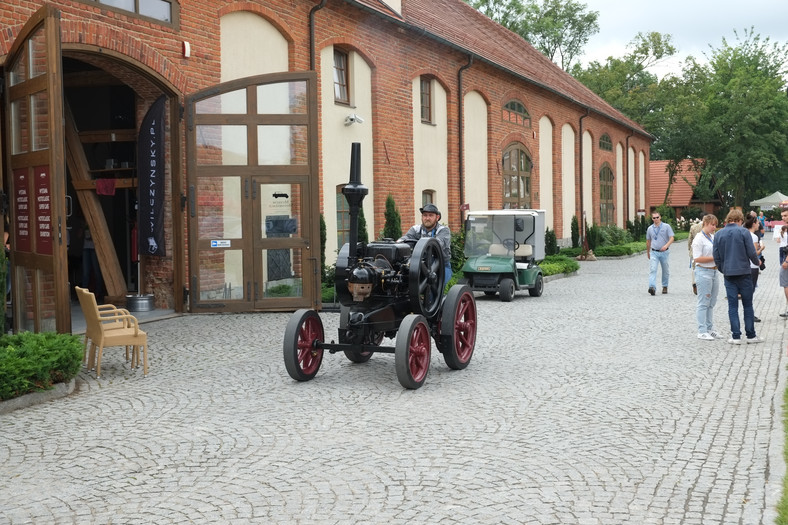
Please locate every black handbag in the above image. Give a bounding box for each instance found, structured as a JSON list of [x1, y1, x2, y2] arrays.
[[759, 255, 766, 271]]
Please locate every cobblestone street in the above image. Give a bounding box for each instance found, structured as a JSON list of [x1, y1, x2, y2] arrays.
[[1, 242, 786, 524]]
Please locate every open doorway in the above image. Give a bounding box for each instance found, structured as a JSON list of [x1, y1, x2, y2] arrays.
[[63, 58, 139, 304]]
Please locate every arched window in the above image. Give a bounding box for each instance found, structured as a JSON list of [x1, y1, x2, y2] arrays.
[[502, 100, 531, 127], [599, 163, 614, 225], [599, 134, 613, 151], [502, 144, 532, 209]]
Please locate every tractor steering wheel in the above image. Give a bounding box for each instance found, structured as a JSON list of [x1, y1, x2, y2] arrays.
[[502, 238, 520, 252]]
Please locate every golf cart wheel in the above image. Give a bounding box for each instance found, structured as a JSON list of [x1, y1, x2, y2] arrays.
[[440, 285, 477, 370], [395, 314, 431, 389], [283, 309, 324, 381], [529, 273, 544, 297], [408, 238, 446, 320], [339, 306, 374, 363], [499, 278, 515, 302]]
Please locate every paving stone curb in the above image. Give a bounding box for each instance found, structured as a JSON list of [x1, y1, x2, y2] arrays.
[[0, 378, 76, 415]]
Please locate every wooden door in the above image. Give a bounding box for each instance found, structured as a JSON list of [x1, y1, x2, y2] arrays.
[[186, 72, 320, 312], [3, 6, 69, 332]]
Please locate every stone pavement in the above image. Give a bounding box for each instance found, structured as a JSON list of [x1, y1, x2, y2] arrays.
[[1, 240, 786, 524]]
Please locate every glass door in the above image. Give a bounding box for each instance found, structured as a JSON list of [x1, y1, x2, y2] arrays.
[[186, 72, 319, 312], [4, 6, 69, 332]]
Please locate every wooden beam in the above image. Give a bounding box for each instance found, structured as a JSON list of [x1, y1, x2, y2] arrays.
[[64, 102, 127, 298]]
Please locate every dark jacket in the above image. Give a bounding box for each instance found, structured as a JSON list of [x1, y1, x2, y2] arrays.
[[713, 223, 759, 277]]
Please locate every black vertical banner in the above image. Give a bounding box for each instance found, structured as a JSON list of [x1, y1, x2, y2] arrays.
[[137, 95, 166, 257]]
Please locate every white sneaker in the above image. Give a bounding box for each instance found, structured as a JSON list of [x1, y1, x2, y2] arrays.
[[746, 336, 765, 344], [697, 333, 715, 341], [728, 338, 742, 345], [708, 331, 725, 339]]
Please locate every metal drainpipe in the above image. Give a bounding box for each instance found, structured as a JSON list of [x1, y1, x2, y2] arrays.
[[309, 0, 328, 71], [457, 55, 473, 226], [578, 108, 589, 249]]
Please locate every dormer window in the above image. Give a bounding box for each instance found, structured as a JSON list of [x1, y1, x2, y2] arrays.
[[502, 100, 530, 127]]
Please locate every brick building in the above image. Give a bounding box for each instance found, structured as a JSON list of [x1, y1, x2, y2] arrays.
[[0, 0, 651, 332]]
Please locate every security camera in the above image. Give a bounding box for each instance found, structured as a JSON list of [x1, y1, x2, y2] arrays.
[[345, 113, 364, 125]]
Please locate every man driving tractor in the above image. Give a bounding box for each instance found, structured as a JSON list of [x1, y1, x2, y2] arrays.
[[398, 203, 452, 283]]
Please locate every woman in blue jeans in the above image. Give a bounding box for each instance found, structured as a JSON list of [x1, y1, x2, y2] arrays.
[[692, 214, 721, 340]]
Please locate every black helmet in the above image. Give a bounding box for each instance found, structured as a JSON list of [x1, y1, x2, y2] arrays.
[[419, 203, 441, 217]]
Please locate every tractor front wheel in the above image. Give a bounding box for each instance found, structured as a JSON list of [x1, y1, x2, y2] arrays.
[[395, 314, 431, 389], [283, 309, 324, 381]]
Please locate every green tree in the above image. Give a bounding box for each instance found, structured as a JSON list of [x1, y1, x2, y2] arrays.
[[519, 0, 599, 70], [358, 207, 369, 245], [699, 29, 788, 207], [465, 0, 599, 70], [464, 0, 524, 31], [382, 195, 402, 240], [571, 32, 676, 130]]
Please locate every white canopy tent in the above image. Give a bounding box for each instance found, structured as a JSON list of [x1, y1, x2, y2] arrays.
[[749, 191, 788, 209]]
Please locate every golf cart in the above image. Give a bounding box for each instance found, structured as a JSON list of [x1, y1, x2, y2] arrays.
[[461, 210, 545, 301]]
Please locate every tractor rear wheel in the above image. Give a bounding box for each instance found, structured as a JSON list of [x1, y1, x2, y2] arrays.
[[395, 314, 431, 389], [283, 309, 324, 381], [439, 285, 477, 370], [409, 238, 445, 319]]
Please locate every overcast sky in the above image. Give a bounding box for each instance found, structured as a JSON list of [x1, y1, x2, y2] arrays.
[[577, 0, 788, 77]]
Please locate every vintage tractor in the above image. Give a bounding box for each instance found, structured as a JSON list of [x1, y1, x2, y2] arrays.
[[283, 143, 477, 389]]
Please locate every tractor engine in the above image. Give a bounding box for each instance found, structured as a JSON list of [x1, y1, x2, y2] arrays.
[[335, 240, 412, 304]]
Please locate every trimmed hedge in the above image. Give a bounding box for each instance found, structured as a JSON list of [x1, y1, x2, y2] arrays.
[[540, 255, 580, 276], [0, 332, 83, 401]]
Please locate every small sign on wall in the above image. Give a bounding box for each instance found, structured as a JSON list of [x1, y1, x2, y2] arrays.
[[210, 240, 231, 248]]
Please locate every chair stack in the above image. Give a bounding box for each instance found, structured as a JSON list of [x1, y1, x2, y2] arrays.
[[75, 286, 149, 378]]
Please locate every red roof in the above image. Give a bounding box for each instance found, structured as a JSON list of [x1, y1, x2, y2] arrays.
[[346, 0, 650, 138], [649, 160, 701, 208]]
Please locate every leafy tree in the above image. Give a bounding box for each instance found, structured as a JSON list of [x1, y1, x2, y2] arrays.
[[699, 29, 788, 207], [382, 195, 402, 240], [519, 0, 599, 70], [571, 32, 676, 131], [465, 0, 599, 70], [464, 0, 524, 31], [358, 207, 369, 245]]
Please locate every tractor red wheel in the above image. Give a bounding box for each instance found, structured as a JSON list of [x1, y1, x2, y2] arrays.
[[283, 309, 324, 381], [439, 284, 477, 370], [395, 314, 431, 389]]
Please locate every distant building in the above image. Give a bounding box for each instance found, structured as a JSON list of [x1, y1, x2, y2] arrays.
[[649, 160, 721, 219]]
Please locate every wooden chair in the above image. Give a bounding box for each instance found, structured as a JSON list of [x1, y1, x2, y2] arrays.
[[75, 286, 148, 378]]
